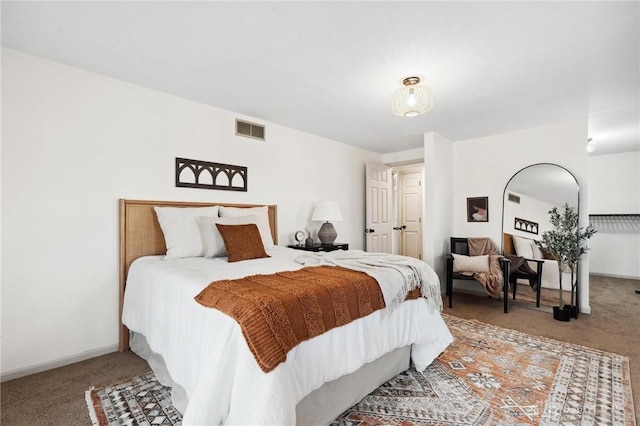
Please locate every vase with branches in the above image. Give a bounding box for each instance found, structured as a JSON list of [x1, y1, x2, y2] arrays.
[[536, 203, 596, 320]]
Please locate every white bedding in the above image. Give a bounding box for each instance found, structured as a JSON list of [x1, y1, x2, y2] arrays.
[[122, 247, 453, 425]]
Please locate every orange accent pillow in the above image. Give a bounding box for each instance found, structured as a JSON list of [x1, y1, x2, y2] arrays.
[[215, 223, 270, 262]]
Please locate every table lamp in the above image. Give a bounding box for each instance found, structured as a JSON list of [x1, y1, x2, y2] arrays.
[[311, 201, 343, 245]]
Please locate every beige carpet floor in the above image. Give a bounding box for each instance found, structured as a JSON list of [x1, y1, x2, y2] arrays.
[[1, 274, 638, 425]]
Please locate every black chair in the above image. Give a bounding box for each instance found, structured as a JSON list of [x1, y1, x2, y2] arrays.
[[445, 237, 511, 313], [508, 257, 543, 307], [502, 233, 543, 307]]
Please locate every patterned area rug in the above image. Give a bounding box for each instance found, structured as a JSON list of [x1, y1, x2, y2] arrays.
[[333, 315, 636, 425], [85, 372, 181, 425], [86, 315, 636, 425]]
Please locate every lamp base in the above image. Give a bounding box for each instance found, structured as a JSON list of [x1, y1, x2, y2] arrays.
[[318, 222, 337, 245]]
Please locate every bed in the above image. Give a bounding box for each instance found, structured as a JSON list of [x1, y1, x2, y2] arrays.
[[119, 199, 453, 425]]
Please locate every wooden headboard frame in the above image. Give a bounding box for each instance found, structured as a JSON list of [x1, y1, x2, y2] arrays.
[[118, 199, 278, 351]]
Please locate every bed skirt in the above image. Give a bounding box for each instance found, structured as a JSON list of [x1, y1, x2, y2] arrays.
[[130, 331, 410, 425]]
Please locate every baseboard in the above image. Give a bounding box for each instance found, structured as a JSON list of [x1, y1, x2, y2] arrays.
[[1, 344, 118, 383], [590, 273, 640, 281]]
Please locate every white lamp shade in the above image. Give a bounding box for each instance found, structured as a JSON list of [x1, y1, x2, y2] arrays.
[[311, 201, 343, 222]]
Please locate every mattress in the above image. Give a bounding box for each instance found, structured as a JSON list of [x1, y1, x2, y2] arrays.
[[122, 247, 453, 425]]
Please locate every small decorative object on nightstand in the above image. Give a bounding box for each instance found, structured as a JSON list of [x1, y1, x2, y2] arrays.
[[287, 243, 349, 252], [305, 235, 314, 247], [294, 231, 305, 246]]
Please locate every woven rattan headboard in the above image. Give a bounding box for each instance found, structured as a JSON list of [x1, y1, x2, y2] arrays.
[[118, 199, 278, 351], [502, 232, 515, 256]]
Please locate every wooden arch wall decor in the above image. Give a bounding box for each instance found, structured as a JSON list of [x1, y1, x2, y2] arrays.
[[175, 157, 247, 192], [514, 217, 539, 235]]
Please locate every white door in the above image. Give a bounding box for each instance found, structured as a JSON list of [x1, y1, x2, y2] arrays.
[[399, 171, 423, 259], [365, 162, 393, 253]]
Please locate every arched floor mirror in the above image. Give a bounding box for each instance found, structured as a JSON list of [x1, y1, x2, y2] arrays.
[[501, 163, 580, 313]]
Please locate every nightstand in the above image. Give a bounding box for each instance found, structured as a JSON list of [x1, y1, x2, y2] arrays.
[[287, 243, 349, 252]]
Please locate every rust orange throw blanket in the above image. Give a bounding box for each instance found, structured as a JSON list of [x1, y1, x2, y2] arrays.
[[195, 265, 419, 373]]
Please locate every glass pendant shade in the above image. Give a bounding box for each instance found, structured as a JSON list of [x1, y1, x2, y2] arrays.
[[391, 76, 433, 117]]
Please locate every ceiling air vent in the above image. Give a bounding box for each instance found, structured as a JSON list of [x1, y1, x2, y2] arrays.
[[236, 119, 265, 141], [507, 193, 521, 204]]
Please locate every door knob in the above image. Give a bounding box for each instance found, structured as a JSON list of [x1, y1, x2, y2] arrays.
[[364, 228, 375, 233]]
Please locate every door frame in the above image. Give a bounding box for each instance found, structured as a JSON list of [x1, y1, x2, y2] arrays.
[[391, 163, 425, 257]]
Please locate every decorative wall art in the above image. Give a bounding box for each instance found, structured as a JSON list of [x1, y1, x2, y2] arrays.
[[514, 217, 539, 234], [175, 157, 247, 192], [467, 197, 489, 222]]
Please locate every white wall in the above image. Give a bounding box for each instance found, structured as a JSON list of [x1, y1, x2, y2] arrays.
[[382, 148, 423, 165], [588, 152, 640, 279], [435, 122, 591, 310], [503, 191, 557, 238], [423, 132, 453, 291], [589, 152, 640, 214], [1, 49, 382, 377]]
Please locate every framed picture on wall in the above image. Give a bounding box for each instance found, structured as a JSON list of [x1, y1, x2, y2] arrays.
[[467, 197, 489, 222]]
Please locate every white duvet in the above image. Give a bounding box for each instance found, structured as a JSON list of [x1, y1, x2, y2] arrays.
[[122, 247, 453, 425]]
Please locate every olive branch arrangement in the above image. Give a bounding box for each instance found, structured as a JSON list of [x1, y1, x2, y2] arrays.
[[536, 203, 596, 307]]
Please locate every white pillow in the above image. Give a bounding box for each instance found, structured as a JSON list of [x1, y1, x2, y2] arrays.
[[218, 205, 274, 249], [452, 253, 490, 273], [154, 206, 219, 260], [200, 215, 259, 258], [512, 235, 534, 258], [531, 241, 544, 259]]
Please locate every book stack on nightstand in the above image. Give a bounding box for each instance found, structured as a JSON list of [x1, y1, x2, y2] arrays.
[[287, 243, 349, 252]]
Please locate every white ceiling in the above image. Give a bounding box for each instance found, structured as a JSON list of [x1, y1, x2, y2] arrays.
[[2, 1, 639, 155]]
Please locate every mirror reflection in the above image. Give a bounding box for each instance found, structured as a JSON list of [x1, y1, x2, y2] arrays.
[[501, 163, 579, 312]]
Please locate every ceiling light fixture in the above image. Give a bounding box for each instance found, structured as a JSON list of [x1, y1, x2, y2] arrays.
[[391, 76, 433, 117], [587, 138, 597, 153]]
